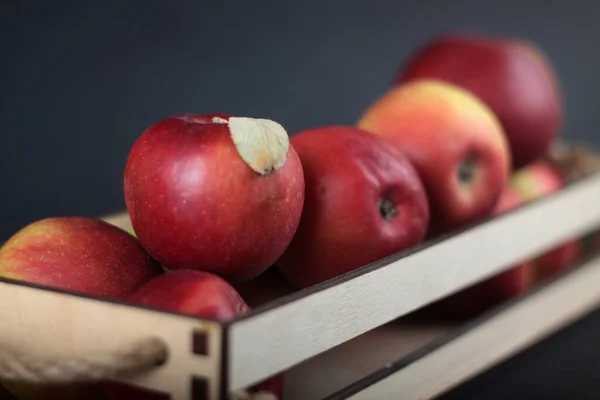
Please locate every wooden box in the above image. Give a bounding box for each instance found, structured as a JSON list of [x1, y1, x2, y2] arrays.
[[2, 148, 600, 400]]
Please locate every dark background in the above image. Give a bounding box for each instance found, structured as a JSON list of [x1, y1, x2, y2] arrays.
[[2, 0, 600, 398]]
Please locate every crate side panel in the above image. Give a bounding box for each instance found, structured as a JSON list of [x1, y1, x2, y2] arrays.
[[102, 213, 134, 232], [0, 282, 223, 400], [228, 174, 600, 390], [346, 254, 600, 400]]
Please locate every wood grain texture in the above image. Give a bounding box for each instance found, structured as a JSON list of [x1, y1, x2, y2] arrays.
[[227, 173, 600, 390], [347, 254, 600, 400], [0, 280, 222, 400]]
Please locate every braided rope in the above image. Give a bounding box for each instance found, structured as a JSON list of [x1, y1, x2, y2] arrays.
[[0, 338, 278, 399], [0, 337, 167, 384]]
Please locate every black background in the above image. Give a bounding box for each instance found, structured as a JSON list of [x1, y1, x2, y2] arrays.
[[2, 1, 600, 398]]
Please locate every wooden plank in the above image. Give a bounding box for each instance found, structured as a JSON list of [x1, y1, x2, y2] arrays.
[[0, 280, 222, 400], [284, 321, 451, 400], [227, 173, 600, 391], [102, 212, 134, 234], [346, 254, 600, 400]]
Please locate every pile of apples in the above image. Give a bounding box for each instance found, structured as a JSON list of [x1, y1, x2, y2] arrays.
[[0, 34, 581, 399]]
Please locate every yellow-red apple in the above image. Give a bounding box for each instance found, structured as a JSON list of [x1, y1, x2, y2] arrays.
[[104, 270, 284, 400], [0, 216, 162, 298], [510, 160, 564, 201], [396, 34, 563, 169], [358, 79, 511, 236], [124, 113, 305, 283], [275, 126, 429, 289]]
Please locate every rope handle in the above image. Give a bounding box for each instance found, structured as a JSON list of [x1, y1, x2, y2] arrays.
[[0, 338, 278, 399], [0, 337, 167, 384]]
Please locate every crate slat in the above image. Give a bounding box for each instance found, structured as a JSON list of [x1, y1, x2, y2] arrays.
[[343, 253, 600, 400], [227, 173, 600, 391], [283, 321, 451, 399]]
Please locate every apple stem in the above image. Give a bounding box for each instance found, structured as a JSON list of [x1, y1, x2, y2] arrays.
[[379, 198, 397, 220], [458, 154, 478, 186]]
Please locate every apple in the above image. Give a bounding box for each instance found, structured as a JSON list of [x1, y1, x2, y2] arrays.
[[0, 216, 162, 298], [275, 125, 429, 289], [0, 216, 162, 400], [510, 161, 581, 279], [435, 186, 535, 319], [357, 79, 511, 236], [103, 270, 284, 400], [536, 239, 581, 281], [124, 113, 305, 283], [509, 160, 563, 202], [436, 261, 535, 320], [395, 34, 563, 169], [493, 184, 522, 213], [127, 269, 250, 319]]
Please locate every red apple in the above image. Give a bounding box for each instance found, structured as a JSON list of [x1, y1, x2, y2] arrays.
[[124, 113, 305, 283], [536, 239, 581, 281], [275, 126, 429, 289], [357, 79, 511, 236], [0, 216, 162, 400], [396, 34, 563, 169], [104, 270, 284, 400], [127, 269, 250, 319], [510, 161, 581, 279], [435, 186, 535, 319], [493, 185, 522, 214], [436, 261, 535, 320], [493, 186, 524, 216], [0, 216, 162, 298]]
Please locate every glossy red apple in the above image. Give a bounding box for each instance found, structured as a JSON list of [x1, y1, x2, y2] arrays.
[[396, 34, 563, 169], [104, 270, 284, 400], [124, 113, 305, 283], [127, 269, 250, 319], [358, 79, 511, 236], [275, 126, 430, 289]]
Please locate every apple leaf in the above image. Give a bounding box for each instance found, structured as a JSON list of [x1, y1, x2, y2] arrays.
[[225, 117, 290, 175]]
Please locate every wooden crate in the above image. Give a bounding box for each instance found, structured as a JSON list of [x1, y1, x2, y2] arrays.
[[3, 169, 600, 400]]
